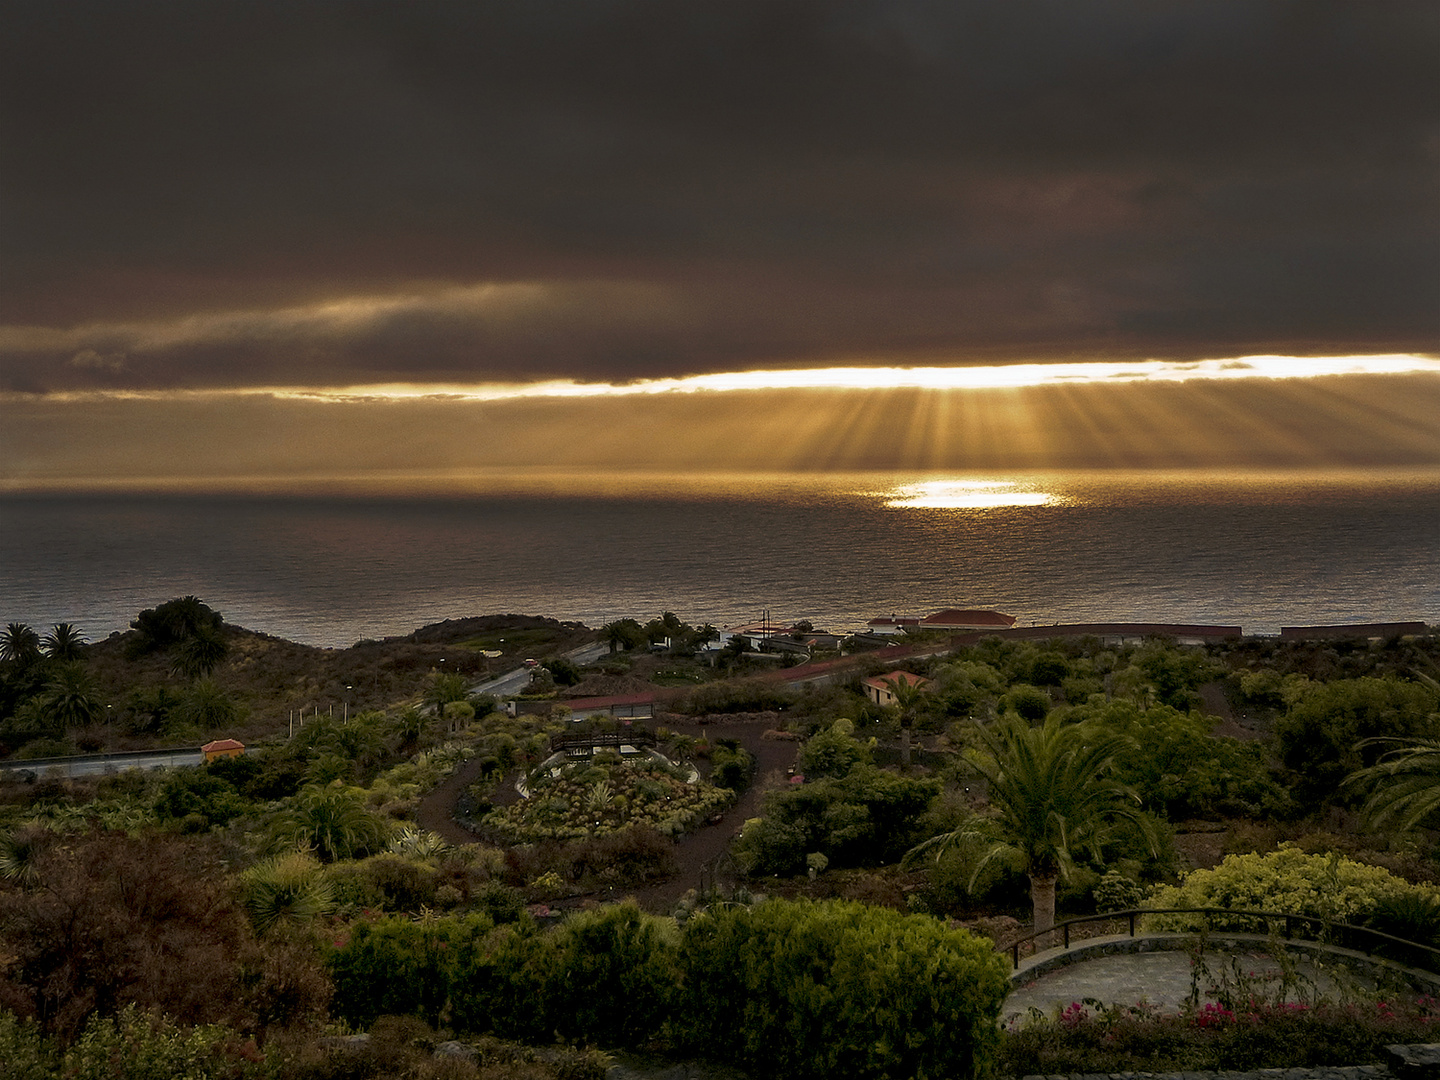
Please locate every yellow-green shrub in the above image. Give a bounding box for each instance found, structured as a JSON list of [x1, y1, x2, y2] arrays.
[[1146, 844, 1436, 931]]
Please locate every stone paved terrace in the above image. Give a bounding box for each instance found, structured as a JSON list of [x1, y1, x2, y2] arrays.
[[1005, 932, 1440, 1023], [1001, 934, 1440, 1080]]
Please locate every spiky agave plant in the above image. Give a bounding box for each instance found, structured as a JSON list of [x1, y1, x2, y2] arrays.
[[387, 824, 452, 860], [0, 826, 47, 887], [241, 852, 336, 935]]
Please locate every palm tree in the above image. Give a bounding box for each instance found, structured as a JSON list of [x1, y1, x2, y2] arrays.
[[601, 619, 643, 653], [41, 623, 86, 661], [906, 714, 1152, 936], [0, 623, 41, 666], [42, 662, 102, 728], [881, 673, 929, 767], [270, 783, 391, 863], [171, 625, 229, 680], [1347, 737, 1440, 833]]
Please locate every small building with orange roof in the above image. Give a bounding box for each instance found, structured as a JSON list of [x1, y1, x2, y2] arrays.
[[201, 738, 245, 763]]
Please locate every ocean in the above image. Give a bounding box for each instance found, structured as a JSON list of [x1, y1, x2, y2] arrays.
[[1, 469, 1436, 648]]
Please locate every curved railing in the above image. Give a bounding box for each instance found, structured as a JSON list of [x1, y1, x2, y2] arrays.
[[1002, 907, 1440, 974], [548, 729, 657, 753]]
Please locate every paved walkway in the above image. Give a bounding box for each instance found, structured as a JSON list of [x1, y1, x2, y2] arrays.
[[1000, 932, 1439, 1026], [1004, 948, 1364, 1025]]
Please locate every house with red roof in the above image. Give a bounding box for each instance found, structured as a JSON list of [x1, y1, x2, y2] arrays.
[[201, 738, 244, 763]]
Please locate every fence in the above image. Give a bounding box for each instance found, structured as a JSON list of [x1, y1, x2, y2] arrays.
[[1004, 907, 1440, 974]]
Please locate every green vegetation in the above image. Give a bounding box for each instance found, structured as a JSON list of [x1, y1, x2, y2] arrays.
[[483, 753, 732, 842], [909, 713, 1156, 934], [1146, 846, 1438, 931], [1, 600, 1439, 1075]]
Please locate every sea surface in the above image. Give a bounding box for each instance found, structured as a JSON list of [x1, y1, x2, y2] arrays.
[[1, 469, 1436, 648]]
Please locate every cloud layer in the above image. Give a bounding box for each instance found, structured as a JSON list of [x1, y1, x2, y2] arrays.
[[2, 0, 1436, 394]]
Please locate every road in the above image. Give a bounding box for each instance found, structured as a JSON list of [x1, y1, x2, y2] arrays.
[[469, 640, 609, 698], [0, 746, 205, 779]]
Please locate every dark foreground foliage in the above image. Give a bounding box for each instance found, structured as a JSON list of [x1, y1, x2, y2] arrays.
[[327, 898, 1010, 1080]]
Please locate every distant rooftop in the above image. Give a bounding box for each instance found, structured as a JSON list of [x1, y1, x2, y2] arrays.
[[921, 609, 1017, 628]]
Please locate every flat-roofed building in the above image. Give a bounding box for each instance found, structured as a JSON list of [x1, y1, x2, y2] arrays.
[[920, 609, 1017, 631]]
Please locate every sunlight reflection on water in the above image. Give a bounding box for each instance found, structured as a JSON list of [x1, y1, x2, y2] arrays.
[[0, 469, 1436, 645], [882, 479, 1062, 510]]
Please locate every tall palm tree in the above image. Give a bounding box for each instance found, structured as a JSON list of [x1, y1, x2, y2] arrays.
[[882, 673, 928, 767], [0, 623, 41, 666], [42, 662, 102, 728], [40, 623, 85, 662], [171, 625, 229, 680], [601, 619, 642, 653], [907, 714, 1152, 935]]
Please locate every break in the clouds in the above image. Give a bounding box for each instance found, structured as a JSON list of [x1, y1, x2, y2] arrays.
[[2, 0, 1437, 393]]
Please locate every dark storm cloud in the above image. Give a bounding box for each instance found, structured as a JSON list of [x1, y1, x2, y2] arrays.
[[2, 0, 1436, 390]]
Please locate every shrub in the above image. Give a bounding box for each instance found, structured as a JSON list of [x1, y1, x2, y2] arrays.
[[0, 831, 328, 1044], [798, 719, 872, 779], [734, 766, 940, 875], [1002, 684, 1051, 722], [546, 903, 678, 1046], [328, 913, 493, 1029], [240, 852, 336, 935], [60, 1005, 261, 1080], [1094, 870, 1146, 913], [1146, 845, 1438, 932], [708, 739, 755, 790], [676, 898, 1009, 1080]]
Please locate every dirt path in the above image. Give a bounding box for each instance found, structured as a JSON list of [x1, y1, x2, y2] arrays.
[[413, 754, 496, 845], [624, 715, 800, 912]]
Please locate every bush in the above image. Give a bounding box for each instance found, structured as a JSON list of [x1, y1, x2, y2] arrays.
[[328, 913, 494, 1029], [546, 903, 677, 1046], [1002, 684, 1051, 722], [675, 898, 1009, 1080], [678, 679, 798, 715], [734, 766, 940, 875], [708, 738, 755, 790], [1147, 845, 1438, 932], [0, 830, 328, 1043], [60, 1005, 262, 1080]]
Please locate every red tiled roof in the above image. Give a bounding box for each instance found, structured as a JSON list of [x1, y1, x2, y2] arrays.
[[201, 738, 244, 752], [862, 670, 932, 691]]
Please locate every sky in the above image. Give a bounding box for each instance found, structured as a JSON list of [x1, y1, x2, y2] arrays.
[[2, 0, 1437, 487]]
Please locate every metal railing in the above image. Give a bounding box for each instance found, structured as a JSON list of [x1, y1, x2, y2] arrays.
[[549, 729, 658, 753], [1003, 907, 1440, 974]]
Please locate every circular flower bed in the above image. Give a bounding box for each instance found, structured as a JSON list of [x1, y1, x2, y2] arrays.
[[484, 756, 733, 842]]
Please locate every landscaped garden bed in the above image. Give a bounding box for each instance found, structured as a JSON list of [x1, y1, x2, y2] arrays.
[[482, 751, 733, 842]]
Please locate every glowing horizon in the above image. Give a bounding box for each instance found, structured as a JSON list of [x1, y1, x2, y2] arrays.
[[8, 353, 1438, 405]]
